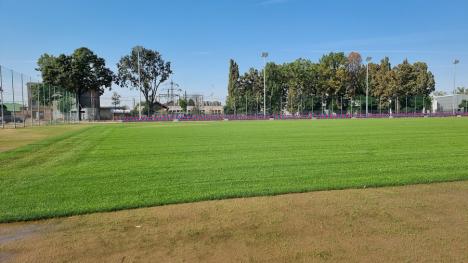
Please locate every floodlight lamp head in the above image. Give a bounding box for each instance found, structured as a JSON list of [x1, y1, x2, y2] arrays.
[[453, 59, 460, 65], [135, 46, 144, 53], [261, 52, 269, 58]]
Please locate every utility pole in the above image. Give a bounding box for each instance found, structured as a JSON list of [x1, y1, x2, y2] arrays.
[[453, 59, 459, 115], [261, 52, 268, 117], [365, 57, 372, 117]]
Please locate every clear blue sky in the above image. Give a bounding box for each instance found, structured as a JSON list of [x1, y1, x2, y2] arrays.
[[1, 0, 467, 105]]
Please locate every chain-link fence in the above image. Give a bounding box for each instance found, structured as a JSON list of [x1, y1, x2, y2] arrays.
[[0, 65, 80, 128], [2, 65, 466, 128], [225, 94, 468, 116], [120, 93, 468, 122]]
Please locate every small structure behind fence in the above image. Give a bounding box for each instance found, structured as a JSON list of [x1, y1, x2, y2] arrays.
[[0, 65, 81, 128]]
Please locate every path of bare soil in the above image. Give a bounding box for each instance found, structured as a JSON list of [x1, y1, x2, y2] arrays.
[[0, 181, 467, 262]]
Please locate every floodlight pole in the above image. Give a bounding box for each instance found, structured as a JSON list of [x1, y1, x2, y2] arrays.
[[261, 52, 268, 118], [0, 66, 4, 128], [137, 47, 142, 119], [452, 59, 459, 115], [365, 57, 372, 117]]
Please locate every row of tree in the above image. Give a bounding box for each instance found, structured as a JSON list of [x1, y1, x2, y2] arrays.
[[226, 52, 436, 114], [36, 46, 172, 120]]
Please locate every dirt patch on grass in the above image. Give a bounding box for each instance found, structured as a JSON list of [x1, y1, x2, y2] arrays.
[[0, 181, 467, 262]]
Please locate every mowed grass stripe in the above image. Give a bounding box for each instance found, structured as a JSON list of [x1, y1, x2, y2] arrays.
[[1, 118, 468, 222]]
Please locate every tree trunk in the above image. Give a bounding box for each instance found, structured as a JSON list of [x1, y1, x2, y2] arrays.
[[76, 91, 82, 121], [149, 101, 154, 116]]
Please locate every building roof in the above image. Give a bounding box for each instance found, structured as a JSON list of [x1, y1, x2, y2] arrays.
[[432, 94, 468, 99], [2, 103, 23, 112], [100, 106, 127, 110], [155, 101, 169, 110]]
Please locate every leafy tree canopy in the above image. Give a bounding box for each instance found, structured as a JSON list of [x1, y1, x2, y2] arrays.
[[36, 47, 113, 120], [115, 46, 172, 115], [226, 52, 435, 114]]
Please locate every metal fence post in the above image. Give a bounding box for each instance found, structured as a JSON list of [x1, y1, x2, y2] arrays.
[[379, 97, 381, 115], [43, 84, 46, 125], [359, 96, 362, 116], [53, 86, 56, 124], [68, 91, 71, 123], [414, 96, 417, 114], [405, 96, 408, 114], [21, 74, 25, 127], [311, 96, 314, 115], [340, 96, 343, 115], [38, 83, 41, 126], [29, 77, 33, 126], [423, 95, 425, 114], [11, 70, 17, 128], [69, 92, 72, 123], [48, 85, 52, 124], [60, 89, 63, 123]]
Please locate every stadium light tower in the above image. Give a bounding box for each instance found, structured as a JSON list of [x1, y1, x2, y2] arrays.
[[137, 47, 143, 119], [261, 52, 269, 117], [452, 59, 460, 115], [0, 66, 4, 128], [366, 56, 372, 117]]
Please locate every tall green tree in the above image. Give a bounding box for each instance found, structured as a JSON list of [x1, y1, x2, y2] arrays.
[[226, 59, 240, 114], [115, 46, 172, 115], [317, 52, 348, 112], [433, 91, 447, 96], [266, 62, 289, 114], [237, 68, 263, 114], [227, 53, 436, 115], [370, 57, 397, 108], [346, 52, 365, 98], [283, 59, 317, 114], [37, 47, 113, 120], [455, 87, 468, 95], [111, 92, 121, 120], [111, 92, 121, 108], [179, 98, 188, 113], [459, 100, 468, 112]]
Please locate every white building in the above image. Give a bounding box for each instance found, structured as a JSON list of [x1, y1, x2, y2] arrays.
[[168, 101, 224, 115], [431, 94, 468, 113]]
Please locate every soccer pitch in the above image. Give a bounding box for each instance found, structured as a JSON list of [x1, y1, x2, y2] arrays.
[[1, 118, 468, 222]]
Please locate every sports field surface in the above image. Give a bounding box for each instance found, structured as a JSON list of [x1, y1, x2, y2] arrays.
[[1, 181, 467, 262], [1, 118, 468, 222]]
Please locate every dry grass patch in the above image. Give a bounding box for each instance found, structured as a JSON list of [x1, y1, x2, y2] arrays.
[[0, 181, 466, 262], [0, 125, 84, 152]]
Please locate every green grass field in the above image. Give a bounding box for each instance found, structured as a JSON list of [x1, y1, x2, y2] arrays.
[[1, 118, 468, 222]]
